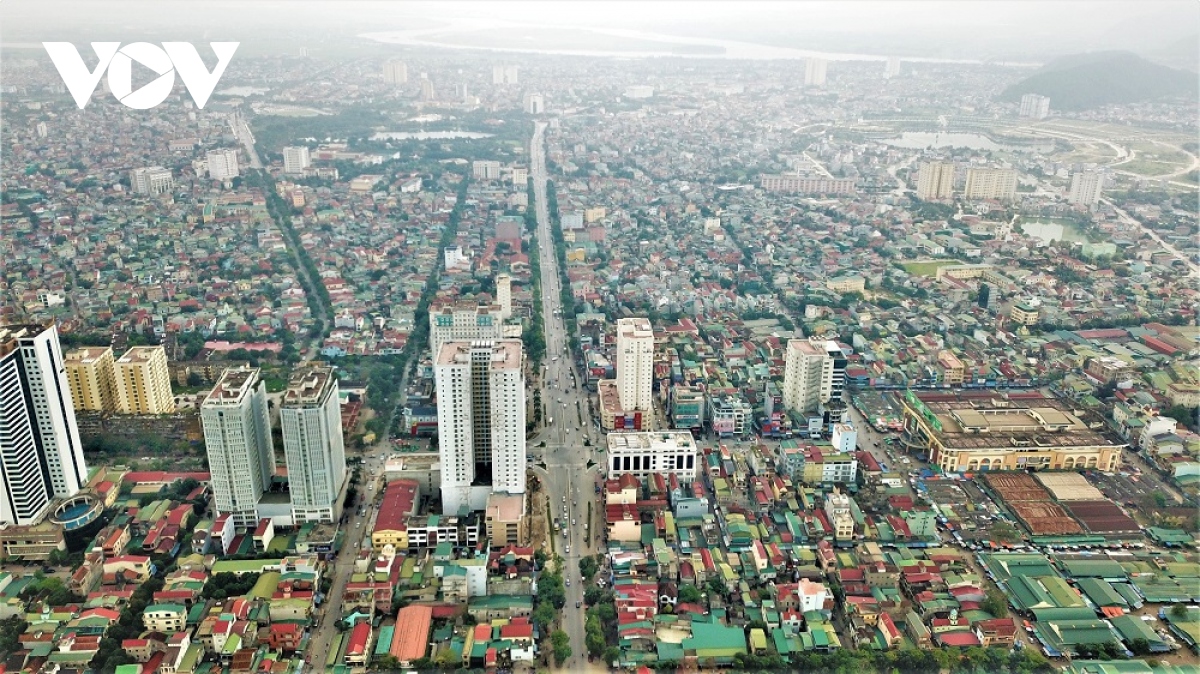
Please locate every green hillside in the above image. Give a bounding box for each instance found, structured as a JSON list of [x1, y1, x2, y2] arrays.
[[999, 51, 1198, 111]]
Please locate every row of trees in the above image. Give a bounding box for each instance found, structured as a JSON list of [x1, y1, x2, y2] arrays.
[[249, 170, 332, 345], [531, 564, 572, 665], [544, 180, 580, 351], [523, 182, 547, 368]]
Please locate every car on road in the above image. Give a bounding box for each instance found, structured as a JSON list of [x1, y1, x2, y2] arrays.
[[576, 601, 582, 608], [566, 578, 570, 586]]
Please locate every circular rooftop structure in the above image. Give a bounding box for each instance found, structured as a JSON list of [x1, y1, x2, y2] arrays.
[[51, 494, 102, 531]]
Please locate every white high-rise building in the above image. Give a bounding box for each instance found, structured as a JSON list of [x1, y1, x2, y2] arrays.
[[616, 318, 655, 427], [428, 303, 506, 354], [202, 368, 275, 528], [1019, 93, 1050, 120], [523, 92, 544, 114], [492, 65, 518, 85], [916, 161, 955, 201], [283, 146, 311, 175], [281, 366, 346, 524], [435, 340, 525, 514], [783, 339, 829, 415], [783, 338, 847, 415], [805, 58, 828, 87], [964, 167, 1019, 201], [472, 160, 502, 180], [36, 122, 48, 138], [495, 274, 513, 320], [206, 149, 240, 181], [383, 60, 408, 84], [885, 57, 902, 78], [0, 324, 89, 526], [131, 166, 173, 195], [1068, 170, 1104, 209]]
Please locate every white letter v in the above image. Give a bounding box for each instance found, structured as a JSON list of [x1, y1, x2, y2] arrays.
[[164, 42, 239, 109], [43, 42, 120, 109]]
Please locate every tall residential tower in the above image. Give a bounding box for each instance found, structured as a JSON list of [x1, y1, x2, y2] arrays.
[[201, 368, 275, 528], [916, 161, 955, 201], [64, 346, 118, 413], [783, 338, 846, 416], [0, 324, 88, 525], [616, 318, 655, 428], [281, 366, 346, 524], [115, 346, 175, 414], [434, 340, 525, 515]]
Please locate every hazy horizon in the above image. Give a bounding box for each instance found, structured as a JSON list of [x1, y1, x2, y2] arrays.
[[2, 0, 1197, 67]]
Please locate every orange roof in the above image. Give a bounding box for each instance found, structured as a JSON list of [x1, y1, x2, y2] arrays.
[[390, 604, 433, 662]]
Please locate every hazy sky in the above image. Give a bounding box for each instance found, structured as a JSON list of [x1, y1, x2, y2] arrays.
[[3, 1, 1197, 64]]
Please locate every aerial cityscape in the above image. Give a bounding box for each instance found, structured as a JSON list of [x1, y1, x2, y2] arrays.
[[0, 1, 1198, 673]]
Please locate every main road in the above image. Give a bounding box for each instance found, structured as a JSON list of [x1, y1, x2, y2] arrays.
[[304, 455, 387, 670], [530, 121, 603, 670]]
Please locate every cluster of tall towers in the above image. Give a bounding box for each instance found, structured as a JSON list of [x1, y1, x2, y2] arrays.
[[201, 365, 346, 528]]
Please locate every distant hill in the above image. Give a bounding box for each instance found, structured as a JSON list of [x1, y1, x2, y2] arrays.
[[999, 51, 1198, 111]]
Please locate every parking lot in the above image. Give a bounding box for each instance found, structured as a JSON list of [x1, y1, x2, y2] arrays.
[[850, 390, 905, 433]]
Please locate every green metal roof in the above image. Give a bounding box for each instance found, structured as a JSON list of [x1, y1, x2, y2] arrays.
[[1076, 578, 1127, 608]]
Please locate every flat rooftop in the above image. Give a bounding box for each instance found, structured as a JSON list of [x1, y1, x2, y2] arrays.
[[436, 339, 522, 370], [617, 317, 653, 338], [204, 368, 261, 406], [485, 492, 525, 521], [598, 379, 622, 414], [0, 324, 50, 358], [283, 366, 335, 406], [788, 338, 834, 356], [907, 391, 1119, 450], [116, 346, 164, 364], [607, 431, 697, 453], [430, 301, 503, 315], [65, 346, 113, 364]]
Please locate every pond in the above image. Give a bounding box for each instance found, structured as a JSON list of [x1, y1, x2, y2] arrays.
[[1020, 220, 1087, 245], [370, 131, 494, 140]]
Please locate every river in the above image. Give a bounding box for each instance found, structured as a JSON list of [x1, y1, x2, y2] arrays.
[[362, 19, 1041, 66]]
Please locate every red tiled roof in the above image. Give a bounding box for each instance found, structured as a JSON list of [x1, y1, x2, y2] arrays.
[[346, 621, 371, 655], [375, 480, 420, 533], [936, 631, 982, 647]]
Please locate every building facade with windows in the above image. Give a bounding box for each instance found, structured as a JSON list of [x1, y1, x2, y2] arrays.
[[435, 340, 525, 515], [201, 368, 275, 528], [281, 366, 346, 524], [0, 324, 89, 525]]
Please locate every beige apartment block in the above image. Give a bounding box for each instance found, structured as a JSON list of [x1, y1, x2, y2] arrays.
[[116, 346, 175, 414], [65, 346, 118, 412]]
